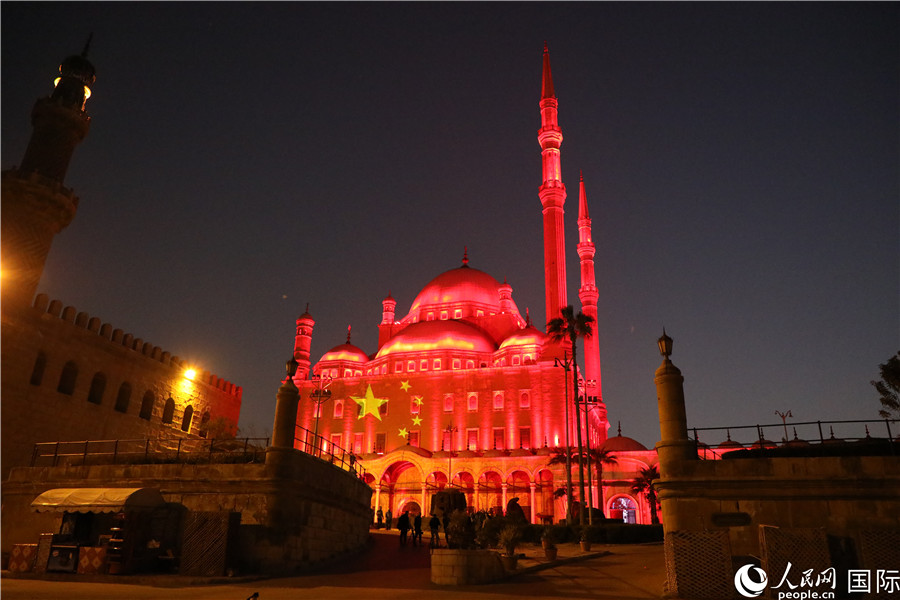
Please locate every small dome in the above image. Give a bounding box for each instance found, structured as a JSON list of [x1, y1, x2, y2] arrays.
[[319, 342, 369, 364], [499, 326, 548, 349], [376, 320, 496, 358], [602, 434, 648, 453]]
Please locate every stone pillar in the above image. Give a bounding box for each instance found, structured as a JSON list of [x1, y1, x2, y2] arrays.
[[501, 483, 508, 514], [374, 485, 381, 519], [271, 377, 300, 449], [654, 333, 695, 472], [529, 483, 537, 523]]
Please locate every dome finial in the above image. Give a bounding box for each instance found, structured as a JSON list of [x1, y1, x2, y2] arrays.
[[346, 324, 352, 344], [525, 307, 532, 327], [462, 246, 469, 267], [617, 421, 622, 437]]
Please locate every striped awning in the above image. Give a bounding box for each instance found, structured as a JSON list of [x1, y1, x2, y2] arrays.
[[31, 488, 165, 513]]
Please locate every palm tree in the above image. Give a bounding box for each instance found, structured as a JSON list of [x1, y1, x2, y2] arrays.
[[547, 306, 595, 525], [630, 464, 660, 524], [547, 447, 577, 520], [588, 447, 618, 517]]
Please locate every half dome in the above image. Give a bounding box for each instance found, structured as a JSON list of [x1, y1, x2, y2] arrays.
[[602, 434, 649, 453], [319, 342, 369, 364], [499, 326, 548, 349], [376, 320, 497, 358]]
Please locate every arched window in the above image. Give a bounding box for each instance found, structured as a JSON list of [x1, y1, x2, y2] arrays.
[[114, 382, 132, 413], [139, 390, 155, 420], [30, 352, 47, 386], [333, 399, 344, 419], [57, 361, 78, 395], [162, 398, 175, 424], [87, 373, 106, 405], [181, 405, 193, 432]]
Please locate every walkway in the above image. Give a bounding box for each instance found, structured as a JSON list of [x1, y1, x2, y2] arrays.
[[1, 530, 666, 600]]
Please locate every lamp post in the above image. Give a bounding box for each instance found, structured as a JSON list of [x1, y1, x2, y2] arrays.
[[554, 356, 575, 524], [309, 374, 333, 457], [444, 423, 458, 488]]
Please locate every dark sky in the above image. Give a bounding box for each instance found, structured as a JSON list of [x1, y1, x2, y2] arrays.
[[3, 2, 897, 447]]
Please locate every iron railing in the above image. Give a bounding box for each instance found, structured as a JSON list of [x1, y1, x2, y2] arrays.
[[293, 425, 369, 481], [688, 418, 898, 459], [30, 437, 270, 467]]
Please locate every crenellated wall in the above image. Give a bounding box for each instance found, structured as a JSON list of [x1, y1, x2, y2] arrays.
[[1, 293, 242, 479]]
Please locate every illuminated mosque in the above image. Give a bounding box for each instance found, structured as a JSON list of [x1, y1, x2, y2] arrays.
[[290, 46, 658, 525]]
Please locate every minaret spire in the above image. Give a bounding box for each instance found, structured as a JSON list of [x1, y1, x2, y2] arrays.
[[577, 173, 608, 441], [538, 43, 567, 329]]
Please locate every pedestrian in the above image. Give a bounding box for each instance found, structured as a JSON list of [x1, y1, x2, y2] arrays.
[[429, 514, 441, 548], [397, 510, 410, 546], [385, 508, 393, 531], [376, 507, 383, 529], [413, 513, 423, 546]]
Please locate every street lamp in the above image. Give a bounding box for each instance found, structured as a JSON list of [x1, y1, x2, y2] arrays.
[[309, 374, 333, 457], [775, 410, 793, 442], [554, 356, 575, 524], [444, 422, 458, 488]]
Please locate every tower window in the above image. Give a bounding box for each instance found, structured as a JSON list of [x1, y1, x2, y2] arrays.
[[87, 372, 106, 405], [467, 394, 478, 412], [333, 399, 344, 419], [139, 390, 155, 420], [57, 361, 79, 395], [181, 405, 193, 432], [162, 398, 175, 424], [114, 382, 132, 413], [493, 393, 504, 411]]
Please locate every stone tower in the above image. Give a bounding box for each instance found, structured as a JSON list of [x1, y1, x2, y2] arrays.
[[538, 43, 567, 328], [293, 306, 316, 380], [1, 38, 95, 309]]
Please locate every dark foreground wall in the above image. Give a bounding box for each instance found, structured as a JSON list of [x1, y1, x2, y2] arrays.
[[1, 447, 373, 574]]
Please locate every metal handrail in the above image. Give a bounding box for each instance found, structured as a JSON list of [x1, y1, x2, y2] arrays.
[[30, 437, 271, 467], [293, 425, 369, 481]]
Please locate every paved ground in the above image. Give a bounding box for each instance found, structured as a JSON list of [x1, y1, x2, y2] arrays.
[[1, 530, 666, 600]]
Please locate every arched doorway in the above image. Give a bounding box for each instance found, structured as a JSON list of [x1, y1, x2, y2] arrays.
[[379, 461, 422, 513], [478, 471, 502, 515], [535, 469, 556, 523], [506, 470, 531, 521], [608, 495, 638, 524], [401, 500, 422, 517], [455, 472, 475, 512]]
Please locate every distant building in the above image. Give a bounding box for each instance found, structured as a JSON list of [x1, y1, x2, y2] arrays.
[[1, 41, 241, 480], [291, 45, 658, 524]]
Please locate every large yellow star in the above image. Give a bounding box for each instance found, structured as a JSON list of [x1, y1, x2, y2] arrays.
[[400, 381, 411, 392], [412, 416, 423, 426], [398, 427, 409, 438], [351, 385, 388, 421]]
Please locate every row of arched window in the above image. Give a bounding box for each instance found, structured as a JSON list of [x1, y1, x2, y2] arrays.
[[30, 351, 198, 433]]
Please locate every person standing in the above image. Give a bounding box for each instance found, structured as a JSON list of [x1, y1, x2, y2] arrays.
[[429, 514, 441, 548], [397, 511, 411, 546], [385, 508, 393, 531], [413, 513, 423, 546], [376, 507, 383, 529]]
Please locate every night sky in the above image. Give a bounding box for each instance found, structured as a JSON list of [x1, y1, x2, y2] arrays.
[[3, 3, 897, 447]]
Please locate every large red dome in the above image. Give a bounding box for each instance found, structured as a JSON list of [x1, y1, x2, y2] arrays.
[[408, 266, 504, 316], [375, 320, 496, 358]]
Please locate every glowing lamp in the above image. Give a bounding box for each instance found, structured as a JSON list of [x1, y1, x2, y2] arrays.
[[657, 330, 673, 358], [184, 368, 197, 381]]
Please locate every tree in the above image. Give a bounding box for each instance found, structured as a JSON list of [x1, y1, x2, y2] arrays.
[[547, 305, 595, 525], [630, 464, 660, 525], [588, 447, 618, 516], [872, 351, 900, 419]]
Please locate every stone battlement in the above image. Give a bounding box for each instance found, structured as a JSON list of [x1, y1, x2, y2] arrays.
[[31, 293, 241, 398]]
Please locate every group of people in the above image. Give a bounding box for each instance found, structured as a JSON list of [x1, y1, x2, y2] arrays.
[[375, 507, 450, 548]]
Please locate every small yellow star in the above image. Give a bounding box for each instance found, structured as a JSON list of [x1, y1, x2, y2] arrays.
[[400, 381, 411, 391], [413, 395, 424, 406], [351, 385, 389, 421], [412, 416, 422, 426], [398, 427, 409, 438]]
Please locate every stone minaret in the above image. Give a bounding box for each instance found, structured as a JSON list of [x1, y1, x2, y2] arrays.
[[577, 173, 609, 442], [577, 173, 602, 401], [378, 292, 396, 349], [293, 305, 315, 380], [1, 38, 95, 309], [538, 43, 567, 328]]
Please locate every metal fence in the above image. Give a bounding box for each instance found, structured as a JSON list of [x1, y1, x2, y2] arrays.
[[293, 425, 369, 481], [31, 437, 270, 467], [688, 418, 898, 459]]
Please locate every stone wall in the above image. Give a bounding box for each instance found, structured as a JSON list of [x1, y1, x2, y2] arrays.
[[1, 294, 242, 479], [431, 548, 506, 585], [1, 448, 372, 574]]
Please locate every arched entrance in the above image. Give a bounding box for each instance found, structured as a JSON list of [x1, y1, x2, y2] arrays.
[[477, 471, 502, 515], [379, 461, 422, 513], [506, 470, 531, 521], [401, 500, 422, 517], [608, 495, 638, 524], [535, 469, 556, 523]]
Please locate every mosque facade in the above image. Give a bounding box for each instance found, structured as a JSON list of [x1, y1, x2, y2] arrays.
[[291, 46, 658, 524]]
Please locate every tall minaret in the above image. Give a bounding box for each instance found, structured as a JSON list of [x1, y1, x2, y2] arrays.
[[538, 43, 567, 328], [293, 305, 315, 380], [577, 173, 602, 401], [1, 38, 95, 309]]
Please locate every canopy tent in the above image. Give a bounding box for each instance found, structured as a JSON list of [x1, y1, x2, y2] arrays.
[[30, 488, 166, 513]]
